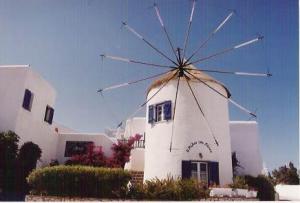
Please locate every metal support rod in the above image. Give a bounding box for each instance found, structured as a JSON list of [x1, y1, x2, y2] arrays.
[[154, 3, 178, 60], [177, 48, 182, 65], [170, 76, 181, 152], [116, 70, 179, 128], [186, 35, 263, 66], [183, 67, 272, 77], [97, 69, 173, 93], [101, 54, 174, 69], [186, 11, 235, 63], [184, 75, 219, 146], [184, 70, 257, 118], [122, 22, 178, 66], [182, 0, 196, 61]]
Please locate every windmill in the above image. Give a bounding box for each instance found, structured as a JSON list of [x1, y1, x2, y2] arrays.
[[98, 1, 271, 153]]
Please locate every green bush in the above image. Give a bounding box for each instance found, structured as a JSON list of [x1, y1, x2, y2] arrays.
[[127, 177, 209, 200], [27, 165, 131, 198], [16, 142, 42, 195], [245, 175, 275, 201], [272, 162, 299, 185], [229, 176, 249, 189], [0, 132, 42, 200], [0, 131, 19, 194]]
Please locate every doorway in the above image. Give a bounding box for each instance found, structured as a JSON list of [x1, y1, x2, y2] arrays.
[[191, 161, 208, 184]]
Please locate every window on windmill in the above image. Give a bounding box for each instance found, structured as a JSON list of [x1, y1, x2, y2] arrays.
[[191, 162, 198, 180], [44, 105, 54, 124], [148, 105, 155, 123], [163, 101, 172, 120], [22, 89, 34, 111], [148, 100, 172, 123], [200, 163, 208, 184], [156, 104, 163, 122]]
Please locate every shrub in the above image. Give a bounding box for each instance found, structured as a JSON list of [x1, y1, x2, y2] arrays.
[[108, 134, 142, 168], [0, 132, 42, 200], [18, 142, 42, 171], [49, 159, 59, 167], [27, 165, 131, 198], [65, 134, 141, 169], [232, 151, 243, 177], [16, 142, 42, 195], [127, 177, 209, 200], [229, 176, 249, 189], [65, 144, 106, 167], [272, 162, 299, 185], [245, 175, 275, 201], [0, 131, 19, 195]]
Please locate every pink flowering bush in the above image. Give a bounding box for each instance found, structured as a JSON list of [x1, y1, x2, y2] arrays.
[[65, 134, 142, 168]]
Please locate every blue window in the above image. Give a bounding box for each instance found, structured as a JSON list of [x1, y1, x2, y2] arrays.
[[148, 105, 154, 123], [22, 89, 33, 111], [148, 100, 172, 123], [44, 105, 54, 124], [163, 101, 172, 120], [155, 103, 163, 122]]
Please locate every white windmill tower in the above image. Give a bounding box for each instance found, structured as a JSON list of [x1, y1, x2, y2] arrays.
[[144, 65, 233, 185], [98, 1, 271, 186]]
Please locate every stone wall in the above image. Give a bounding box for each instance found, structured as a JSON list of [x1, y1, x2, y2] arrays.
[[26, 195, 258, 201], [130, 170, 144, 185], [25, 195, 100, 201]]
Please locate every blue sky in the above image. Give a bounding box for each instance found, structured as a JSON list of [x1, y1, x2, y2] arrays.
[[0, 0, 298, 171]]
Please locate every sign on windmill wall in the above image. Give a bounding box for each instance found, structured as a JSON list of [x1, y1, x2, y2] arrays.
[[186, 140, 213, 153]]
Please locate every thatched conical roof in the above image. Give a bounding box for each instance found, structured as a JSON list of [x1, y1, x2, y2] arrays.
[[147, 64, 231, 98]]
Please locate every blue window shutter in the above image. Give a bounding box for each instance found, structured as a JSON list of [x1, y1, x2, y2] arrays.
[[208, 161, 219, 186], [22, 89, 32, 110], [48, 107, 54, 124], [148, 105, 154, 123], [44, 106, 54, 124], [182, 160, 191, 179], [163, 100, 172, 120]]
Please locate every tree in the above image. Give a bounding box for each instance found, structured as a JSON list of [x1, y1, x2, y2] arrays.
[[0, 131, 19, 169], [272, 162, 299, 185], [108, 134, 142, 168], [65, 144, 106, 167], [245, 175, 275, 201], [0, 132, 42, 200], [232, 151, 244, 177], [16, 142, 42, 195], [0, 131, 19, 197], [65, 134, 142, 169]]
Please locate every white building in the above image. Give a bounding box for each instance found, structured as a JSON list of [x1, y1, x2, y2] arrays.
[[0, 65, 116, 166], [0, 65, 58, 164], [0, 65, 263, 186]]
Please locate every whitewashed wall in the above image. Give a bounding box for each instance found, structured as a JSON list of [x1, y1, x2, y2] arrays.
[[275, 185, 300, 201], [229, 121, 263, 176], [124, 148, 145, 171], [0, 67, 58, 166], [56, 133, 116, 164], [124, 117, 146, 139], [0, 67, 28, 132], [144, 78, 233, 186]]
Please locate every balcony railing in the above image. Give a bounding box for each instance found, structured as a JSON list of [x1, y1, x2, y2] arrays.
[[118, 139, 145, 148], [133, 139, 145, 148]]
